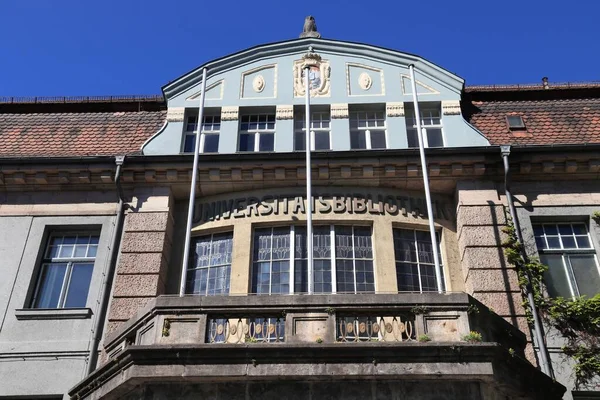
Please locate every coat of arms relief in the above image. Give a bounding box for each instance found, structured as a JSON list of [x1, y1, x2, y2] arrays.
[[293, 50, 331, 97]]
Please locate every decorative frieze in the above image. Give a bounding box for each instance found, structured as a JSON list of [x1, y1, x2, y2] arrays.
[[276, 105, 294, 120], [331, 103, 349, 119], [221, 106, 239, 121], [442, 100, 461, 116], [386, 102, 405, 117], [166, 107, 185, 122]]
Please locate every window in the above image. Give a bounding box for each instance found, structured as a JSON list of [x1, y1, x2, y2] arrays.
[[506, 115, 526, 130], [239, 114, 275, 152], [183, 114, 221, 153], [294, 111, 331, 151], [251, 225, 375, 294], [31, 233, 98, 309], [533, 223, 600, 298], [405, 104, 444, 148], [393, 228, 445, 292], [349, 109, 387, 150], [186, 232, 233, 295]]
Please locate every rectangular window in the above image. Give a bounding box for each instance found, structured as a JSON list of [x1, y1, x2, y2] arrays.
[[393, 228, 445, 292], [183, 114, 221, 153], [239, 114, 275, 152], [31, 233, 98, 309], [186, 232, 233, 295], [405, 104, 444, 148], [251, 225, 374, 294], [294, 111, 331, 151], [533, 223, 600, 299], [349, 109, 387, 150]]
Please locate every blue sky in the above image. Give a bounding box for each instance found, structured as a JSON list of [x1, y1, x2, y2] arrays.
[[2, 0, 599, 96]]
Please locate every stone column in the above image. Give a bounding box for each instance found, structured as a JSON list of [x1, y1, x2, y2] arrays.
[[105, 189, 174, 336], [456, 181, 535, 364]]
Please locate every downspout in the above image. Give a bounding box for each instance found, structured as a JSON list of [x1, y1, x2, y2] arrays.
[[86, 155, 126, 375], [501, 145, 553, 377]]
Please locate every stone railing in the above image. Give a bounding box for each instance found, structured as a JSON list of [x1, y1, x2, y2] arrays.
[[102, 292, 526, 359]]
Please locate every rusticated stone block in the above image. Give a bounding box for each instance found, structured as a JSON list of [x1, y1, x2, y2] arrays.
[[458, 225, 508, 248], [124, 212, 169, 232], [472, 292, 526, 317], [457, 205, 507, 227], [120, 231, 167, 253], [461, 247, 511, 270], [465, 268, 520, 293], [113, 274, 163, 297], [108, 297, 152, 321], [117, 253, 165, 275]]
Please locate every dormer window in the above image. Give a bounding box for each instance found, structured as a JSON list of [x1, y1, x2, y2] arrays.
[[507, 115, 526, 130], [183, 114, 221, 153], [405, 103, 444, 148]]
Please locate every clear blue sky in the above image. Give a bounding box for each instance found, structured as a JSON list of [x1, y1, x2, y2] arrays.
[[2, 0, 598, 96]]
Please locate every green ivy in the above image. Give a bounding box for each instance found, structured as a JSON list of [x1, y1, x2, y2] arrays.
[[502, 220, 600, 388]]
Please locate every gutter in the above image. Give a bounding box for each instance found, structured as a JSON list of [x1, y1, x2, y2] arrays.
[[500, 145, 553, 377], [86, 155, 127, 375]]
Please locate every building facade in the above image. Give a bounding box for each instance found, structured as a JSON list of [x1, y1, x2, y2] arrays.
[[1, 24, 599, 399]]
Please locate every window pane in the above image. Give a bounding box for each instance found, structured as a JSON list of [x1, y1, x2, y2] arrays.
[[34, 263, 67, 308], [370, 130, 386, 149], [294, 260, 308, 293], [259, 133, 274, 151], [572, 224, 587, 235], [568, 255, 600, 298], [314, 131, 330, 150], [544, 225, 558, 235], [576, 236, 591, 249], [546, 236, 561, 249], [407, 129, 419, 148], [426, 128, 444, 147], [353, 227, 373, 259], [184, 135, 195, 153], [336, 259, 355, 293], [350, 131, 367, 149], [558, 225, 573, 236], [541, 254, 572, 298], [396, 262, 420, 292], [64, 263, 94, 307], [314, 259, 332, 293], [239, 133, 254, 152], [393, 228, 444, 293], [561, 236, 576, 249], [203, 134, 219, 153], [294, 131, 306, 151]]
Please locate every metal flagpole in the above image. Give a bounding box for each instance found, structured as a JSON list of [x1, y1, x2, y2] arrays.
[[179, 67, 208, 296], [409, 64, 444, 293], [304, 65, 314, 294], [304, 66, 314, 294]]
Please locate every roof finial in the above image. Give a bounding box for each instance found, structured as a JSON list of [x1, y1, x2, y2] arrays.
[[300, 16, 321, 38]]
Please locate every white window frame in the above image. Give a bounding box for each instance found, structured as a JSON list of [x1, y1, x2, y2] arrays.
[[393, 228, 445, 293], [534, 222, 600, 299], [406, 104, 445, 148], [184, 114, 221, 153], [294, 111, 332, 151], [239, 113, 276, 152], [349, 110, 387, 150], [31, 232, 99, 309], [251, 225, 375, 294], [186, 232, 233, 296]]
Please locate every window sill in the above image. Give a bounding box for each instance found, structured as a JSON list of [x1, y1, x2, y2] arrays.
[[15, 308, 93, 320]]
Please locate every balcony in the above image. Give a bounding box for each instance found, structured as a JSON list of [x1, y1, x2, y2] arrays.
[[70, 293, 564, 400]]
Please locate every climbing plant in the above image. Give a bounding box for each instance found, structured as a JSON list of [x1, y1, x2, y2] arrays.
[[502, 220, 600, 388]]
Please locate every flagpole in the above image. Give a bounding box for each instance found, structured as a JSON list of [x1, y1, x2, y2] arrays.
[[409, 64, 443, 293], [180, 67, 208, 296], [304, 66, 314, 294]]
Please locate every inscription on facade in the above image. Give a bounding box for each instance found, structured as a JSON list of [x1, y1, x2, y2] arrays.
[[193, 193, 452, 223]]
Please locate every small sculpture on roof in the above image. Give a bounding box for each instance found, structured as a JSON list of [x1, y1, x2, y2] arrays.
[[300, 16, 321, 38]]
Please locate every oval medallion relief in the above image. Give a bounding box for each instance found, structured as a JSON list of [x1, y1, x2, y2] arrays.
[[358, 72, 372, 90], [253, 75, 265, 93]]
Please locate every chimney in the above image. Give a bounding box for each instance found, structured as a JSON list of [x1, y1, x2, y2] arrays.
[[542, 77, 549, 90]]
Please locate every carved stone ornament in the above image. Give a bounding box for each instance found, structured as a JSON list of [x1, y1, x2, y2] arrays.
[[276, 105, 294, 120], [386, 102, 405, 117], [221, 106, 239, 121], [442, 100, 461, 116], [294, 50, 331, 97], [330, 103, 349, 119], [299, 15, 321, 38], [358, 72, 372, 90], [252, 75, 265, 93], [166, 107, 185, 122]]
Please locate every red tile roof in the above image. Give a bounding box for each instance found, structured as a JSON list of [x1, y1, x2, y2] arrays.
[[0, 107, 166, 158]]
